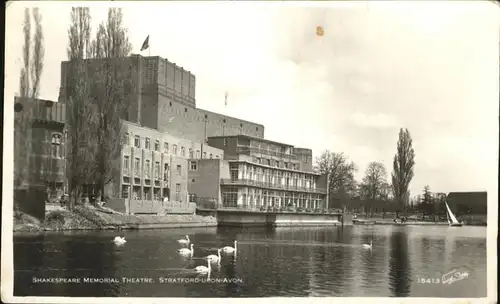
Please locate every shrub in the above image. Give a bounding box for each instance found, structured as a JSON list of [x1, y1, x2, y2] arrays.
[[46, 210, 67, 224]]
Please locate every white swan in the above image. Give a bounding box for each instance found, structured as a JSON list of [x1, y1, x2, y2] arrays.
[[194, 259, 211, 274], [177, 235, 190, 245], [362, 240, 373, 249], [114, 236, 126, 245], [206, 249, 222, 263], [221, 240, 237, 254], [177, 244, 194, 257]]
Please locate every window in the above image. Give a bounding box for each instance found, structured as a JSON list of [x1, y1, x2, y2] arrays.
[[134, 158, 140, 177], [189, 148, 194, 158], [275, 161, 280, 167], [123, 133, 129, 146], [173, 144, 178, 155], [267, 159, 271, 166], [284, 162, 288, 169], [196, 150, 200, 158], [190, 161, 197, 171], [164, 142, 169, 153], [164, 163, 169, 181], [257, 158, 261, 164], [121, 185, 130, 198], [145, 160, 151, 178], [175, 183, 181, 201], [123, 156, 130, 175], [209, 153, 213, 159], [51, 133, 62, 158], [203, 152, 207, 159], [176, 164, 182, 175], [154, 161, 160, 179], [134, 136, 141, 148], [181, 146, 185, 157], [216, 155, 220, 159], [145, 138, 151, 150], [184, 108, 188, 113], [154, 140, 160, 152]]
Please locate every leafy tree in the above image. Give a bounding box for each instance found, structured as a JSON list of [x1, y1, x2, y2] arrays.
[[361, 161, 388, 217], [391, 128, 415, 217]]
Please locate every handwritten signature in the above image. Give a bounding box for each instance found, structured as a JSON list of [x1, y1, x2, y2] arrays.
[[441, 269, 469, 285]]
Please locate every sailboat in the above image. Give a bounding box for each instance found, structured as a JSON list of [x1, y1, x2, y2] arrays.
[[445, 201, 463, 227]]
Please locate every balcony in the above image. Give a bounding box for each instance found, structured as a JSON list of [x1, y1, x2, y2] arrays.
[[236, 146, 298, 160], [220, 178, 326, 194]]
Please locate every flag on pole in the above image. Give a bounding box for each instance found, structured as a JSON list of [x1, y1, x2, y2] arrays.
[[140, 35, 150, 51], [224, 92, 228, 107]]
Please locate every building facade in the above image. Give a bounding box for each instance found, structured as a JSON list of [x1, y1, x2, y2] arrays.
[[115, 121, 224, 204], [189, 135, 328, 211], [14, 97, 67, 196], [59, 55, 265, 144]]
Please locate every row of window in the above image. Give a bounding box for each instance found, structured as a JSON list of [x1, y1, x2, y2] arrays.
[[253, 157, 299, 170], [221, 187, 324, 208], [123, 156, 183, 178], [121, 184, 182, 201], [229, 163, 318, 189], [124, 132, 220, 159]]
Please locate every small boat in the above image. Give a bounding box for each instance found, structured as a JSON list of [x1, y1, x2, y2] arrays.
[[353, 219, 376, 225], [445, 201, 463, 227]]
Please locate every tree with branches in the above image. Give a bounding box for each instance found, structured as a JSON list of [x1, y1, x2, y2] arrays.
[[65, 7, 97, 209], [14, 8, 45, 191], [89, 8, 134, 200], [391, 128, 415, 217], [315, 151, 358, 208], [361, 161, 388, 217]]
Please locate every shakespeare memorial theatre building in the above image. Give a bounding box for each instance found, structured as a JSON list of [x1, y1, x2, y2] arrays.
[[188, 135, 328, 211], [105, 121, 224, 215]]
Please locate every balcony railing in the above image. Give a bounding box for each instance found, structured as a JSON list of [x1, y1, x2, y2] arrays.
[[220, 178, 326, 194], [196, 202, 338, 214], [236, 147, 298, 160]]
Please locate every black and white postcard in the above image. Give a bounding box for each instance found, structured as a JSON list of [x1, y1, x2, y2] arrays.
[[2, 1, 498, 303]]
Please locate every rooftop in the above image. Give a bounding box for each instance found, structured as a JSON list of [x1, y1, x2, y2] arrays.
[[208, 134, 295, 148]]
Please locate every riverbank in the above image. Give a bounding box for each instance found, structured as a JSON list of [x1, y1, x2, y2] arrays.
[[13, 204, 218, 233], [349, 215, 487, 226]]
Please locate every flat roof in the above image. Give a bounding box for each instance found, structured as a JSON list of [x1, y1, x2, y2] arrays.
[[208, 134, 295, 148]]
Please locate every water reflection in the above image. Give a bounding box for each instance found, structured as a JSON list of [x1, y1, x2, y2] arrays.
[[388, 229, 412, 297], [14, 226, 486, 297]]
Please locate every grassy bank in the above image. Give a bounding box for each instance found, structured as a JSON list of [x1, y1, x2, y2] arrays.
[[14, 204, 217, 232]]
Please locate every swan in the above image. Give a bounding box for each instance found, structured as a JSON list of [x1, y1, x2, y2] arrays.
[[177, 244, 194, 257], [194, 259, 211, 274], [114, 236, 126, 245], [206, 249, 222, 263], [221, 240, 237, 254], [177, 235, 190, 245], [362, 240, 373, 249]]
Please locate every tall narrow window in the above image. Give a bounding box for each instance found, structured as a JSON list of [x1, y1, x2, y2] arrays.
[[123, 156, 130, 175], [134, 135, 141, 148]]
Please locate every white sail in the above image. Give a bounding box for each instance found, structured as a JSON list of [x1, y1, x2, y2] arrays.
[[445, 202, 459, 224]]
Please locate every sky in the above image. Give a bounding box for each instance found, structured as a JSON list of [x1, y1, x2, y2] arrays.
[[4, 1, 499, 199]]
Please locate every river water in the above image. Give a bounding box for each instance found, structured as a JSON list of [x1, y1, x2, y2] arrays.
[[14, 225, 487, 297]]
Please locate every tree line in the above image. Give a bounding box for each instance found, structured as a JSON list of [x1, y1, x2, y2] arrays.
[[15, 7, 135, 210], [316, 128, 415, 216]]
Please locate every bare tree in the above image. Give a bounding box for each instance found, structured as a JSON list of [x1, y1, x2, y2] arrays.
[[361, 161, 388, 217], [362, 162, 388, 200], [315, 151, 358, 208], [89, 8, 134, 200], [391, 128, 415, 217], [65, 7, 96, 209], [14, 8, 45, 192]]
